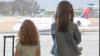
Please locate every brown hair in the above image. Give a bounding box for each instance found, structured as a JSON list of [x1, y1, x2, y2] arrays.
[[55, 1, 74, 32], [18, 20, 39, 46]]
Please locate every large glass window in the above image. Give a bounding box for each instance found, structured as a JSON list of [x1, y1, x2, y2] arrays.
[[0, 0, 99, 56]]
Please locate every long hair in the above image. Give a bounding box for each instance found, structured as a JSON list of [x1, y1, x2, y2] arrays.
[[55, 1, 74, 32], [18, 20, 39, 46]]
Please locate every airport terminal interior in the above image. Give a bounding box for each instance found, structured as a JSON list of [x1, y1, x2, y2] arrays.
[[0, 0, 99, 56]]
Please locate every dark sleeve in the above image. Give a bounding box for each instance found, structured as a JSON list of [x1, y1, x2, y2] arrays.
[[51, 23, 56, 41], [51, 23, 53, 34], [73, 23, 81, 45], [51, 23, 55, 34]]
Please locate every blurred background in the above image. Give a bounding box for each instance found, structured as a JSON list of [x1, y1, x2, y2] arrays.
[[0, 0, 99, 56]]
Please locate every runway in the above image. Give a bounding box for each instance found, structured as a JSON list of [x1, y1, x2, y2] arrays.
[[0, 31, 99, 56], [0, 16, 99, 56]]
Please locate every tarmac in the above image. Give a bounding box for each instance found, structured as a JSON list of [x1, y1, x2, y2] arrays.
[[0, 16, 99, 56], [0, 31, 99, 56], [0, 16, 99, 32]]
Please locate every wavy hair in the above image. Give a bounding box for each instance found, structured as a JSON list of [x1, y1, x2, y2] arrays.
[[18, 20, 39, 46]]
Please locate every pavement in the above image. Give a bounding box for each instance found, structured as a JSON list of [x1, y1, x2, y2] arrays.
[[0, 31, 99, 56], [0, 16, 19, 32], [0, 16, 99, 56], [0, 16, 99, 32]]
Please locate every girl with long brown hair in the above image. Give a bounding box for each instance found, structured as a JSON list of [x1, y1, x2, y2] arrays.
[[51, 1, 81, 56], [15, 20, 40, 56]]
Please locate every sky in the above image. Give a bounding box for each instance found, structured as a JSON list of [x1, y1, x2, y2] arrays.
[[37, 0, 99, 10], [0, 0, 99, 10]]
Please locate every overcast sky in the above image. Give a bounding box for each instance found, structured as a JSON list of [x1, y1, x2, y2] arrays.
[[0, 0, 99, 10], [38, 0, 99, 10]]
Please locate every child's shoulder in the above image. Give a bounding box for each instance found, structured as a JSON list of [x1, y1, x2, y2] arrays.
[[34, 45, 40, 48], [16, 42, 22, 50]]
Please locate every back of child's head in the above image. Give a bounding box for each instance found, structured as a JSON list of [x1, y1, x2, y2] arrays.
[[18, 20, 39, 46]]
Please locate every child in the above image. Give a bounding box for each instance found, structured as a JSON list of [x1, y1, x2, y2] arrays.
[[15, 20, 40, 56]]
